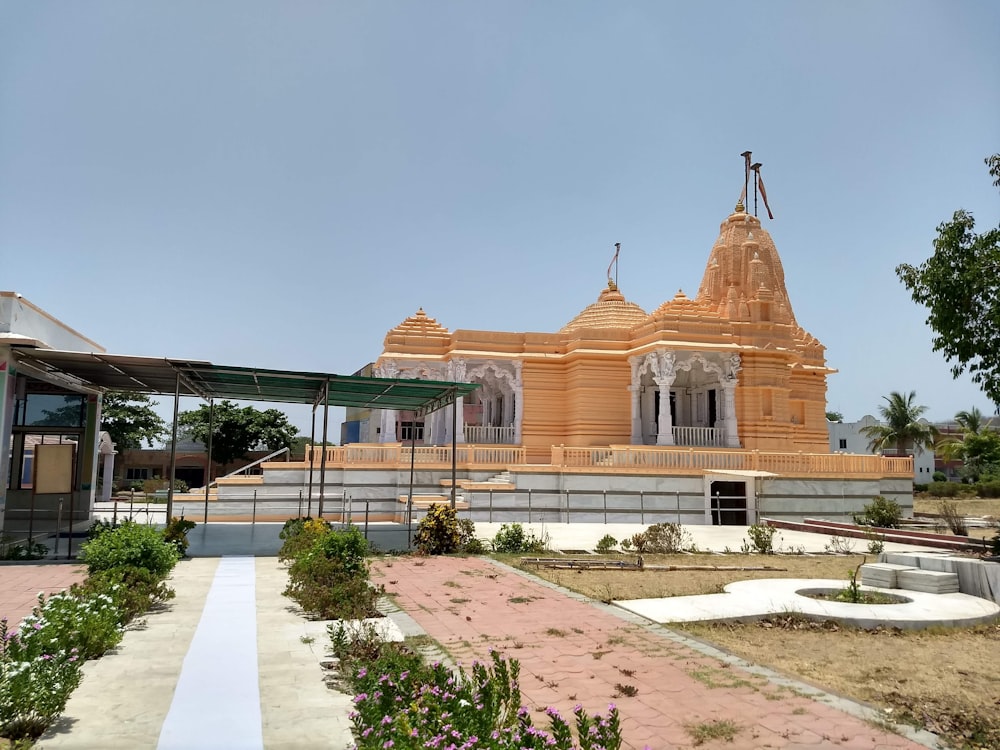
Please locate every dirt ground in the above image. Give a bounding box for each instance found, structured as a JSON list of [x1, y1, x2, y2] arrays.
[[912, 495, 1000, 542], [525, 553, 1000, 749], [521, 552, 872, 601]]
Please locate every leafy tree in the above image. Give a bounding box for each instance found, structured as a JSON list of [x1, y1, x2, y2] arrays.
[[100, 391, 167, 450], [825, 410, 844, 422], [896, 155, 1000, 406], [176, 400, 299, 469], [938, 406, 1000, 481], [859, 391, 938, 456]]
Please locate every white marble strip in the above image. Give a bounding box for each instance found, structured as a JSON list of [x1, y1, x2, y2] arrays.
[[158, 556, 263, 750]]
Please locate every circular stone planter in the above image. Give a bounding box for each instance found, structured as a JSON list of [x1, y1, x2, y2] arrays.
[[795, 587, 912, 606]]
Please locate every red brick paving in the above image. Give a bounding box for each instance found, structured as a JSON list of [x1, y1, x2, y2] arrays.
[[0, 564, 86, 632], [372, 557, 926, 750]]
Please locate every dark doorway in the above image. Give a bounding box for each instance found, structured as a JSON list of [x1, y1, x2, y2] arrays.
[[175, 466, 205, 489], [709, 480, 747, 525], [708, 389, 717, 427]]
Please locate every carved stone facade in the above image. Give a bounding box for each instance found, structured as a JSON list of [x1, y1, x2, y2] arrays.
[[368, 203, 833, 461]]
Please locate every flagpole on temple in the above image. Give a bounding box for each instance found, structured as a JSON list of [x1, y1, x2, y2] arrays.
[[751, 162, 762, 217], [740, 151, 752, 209]]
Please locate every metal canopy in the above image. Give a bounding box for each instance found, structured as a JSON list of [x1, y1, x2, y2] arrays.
[[13, 349, 478, 414]]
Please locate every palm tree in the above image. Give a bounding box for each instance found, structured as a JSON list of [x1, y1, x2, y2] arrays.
[[860, 391, 938, 456]]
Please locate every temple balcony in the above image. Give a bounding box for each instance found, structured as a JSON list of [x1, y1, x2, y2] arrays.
[[463, 425, 516, 444], [671, 426, 725, 447]]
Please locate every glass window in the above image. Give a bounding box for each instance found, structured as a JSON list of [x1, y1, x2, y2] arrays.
[[20, 394, 86, 428]]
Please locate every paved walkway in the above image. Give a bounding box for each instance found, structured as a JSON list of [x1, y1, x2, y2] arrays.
[[2, 553, 944, 749], [370, 556, 935, 750], [33, 557, 355, 750], [0, 563, 86, 631]]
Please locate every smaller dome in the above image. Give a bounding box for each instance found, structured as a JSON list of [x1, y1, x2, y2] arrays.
[[383, 308, 451, 350], [561, 281, 648, 333]]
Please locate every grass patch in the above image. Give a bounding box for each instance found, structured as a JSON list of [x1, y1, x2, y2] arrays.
[[686, 719, 741, 745]]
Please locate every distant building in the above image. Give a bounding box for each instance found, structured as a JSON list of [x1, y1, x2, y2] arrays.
[[827, 415, 935, 482]]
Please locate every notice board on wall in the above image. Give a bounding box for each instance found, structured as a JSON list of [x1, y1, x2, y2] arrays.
[[33, 443, 74, 494]]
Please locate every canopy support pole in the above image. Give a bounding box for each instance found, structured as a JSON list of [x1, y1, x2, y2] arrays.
[[307, 403, 316, 511], [450, 392, 457, 509], [317, 379, 329, 519], [166, 372, 180, 522], [203, 398, 214, 524]]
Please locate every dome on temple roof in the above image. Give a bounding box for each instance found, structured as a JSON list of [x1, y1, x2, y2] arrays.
[[560, 281, 648, 334], [383, 308, 451, 350]]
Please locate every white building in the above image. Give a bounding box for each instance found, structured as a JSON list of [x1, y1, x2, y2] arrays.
[[828, 415, 935, 483]]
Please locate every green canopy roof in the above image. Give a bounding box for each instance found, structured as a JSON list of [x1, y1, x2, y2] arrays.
[[13, 349, 477, 415]]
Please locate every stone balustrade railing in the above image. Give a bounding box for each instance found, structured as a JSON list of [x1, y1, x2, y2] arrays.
[[298, 443, 912, 477]]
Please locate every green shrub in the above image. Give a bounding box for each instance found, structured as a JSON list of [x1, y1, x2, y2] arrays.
[[977, 480, 1000, 498], [595, 534, 618, 553], [284, 555, 381, 619], [742, 522, 777, 554], [278, 518, 331, 562], [644, 523, 692, 553], [932, 471, 947, 482], [0, 536, 48, 561], [73, 566, 175, 625], [491, 523, 546, 554], [306, 524, 369, 577], [927, 481, 961, 498], [456, 518, 486, 554], [913, 483, 928, 493], [413, 504, 460, 555], [853, 495, 903, 528], [163, 517, 196, 557], [0, 617, 82, 740], [79, 520, 179, 576], [17, 590, 122, 662]]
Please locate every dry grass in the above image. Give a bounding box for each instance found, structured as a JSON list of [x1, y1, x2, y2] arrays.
[[526, 551, 1000, 749], [914, 495, 1000, 520], [523, 553, 869, 600]]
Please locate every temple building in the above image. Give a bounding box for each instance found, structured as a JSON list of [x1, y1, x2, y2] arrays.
[[303, 198, 912, 525], [368, 201, 832, 461]]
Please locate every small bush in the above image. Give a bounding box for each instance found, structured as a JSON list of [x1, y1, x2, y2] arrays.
[[278, 518, 331, 562], [413, 504, 460, 555], [977, 480, 1000, 498], [932, 471, 948, 482], [913, 483, 928, 493], [79, 521, 179, 576], [742, 522, 777, 554], [17, 590, 122, 662], [284, 555, 381, 620], [0, 536, 48, 561], [644, 523, 692, 553], [73, 566, 175, 625], [306, 524, 370, 577], [926, 481, 961, 498], [595, 534, 618, 553], [456, 518, 486, 554], [853, 495, 902, 528], [938, 499, 968, 536], [163, 517, 196, 557], [491, 523, 546, 554]]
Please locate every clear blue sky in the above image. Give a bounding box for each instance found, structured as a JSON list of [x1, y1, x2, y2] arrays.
[[2, 1, 998, 437]]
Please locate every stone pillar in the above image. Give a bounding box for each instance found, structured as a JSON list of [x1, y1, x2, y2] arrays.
[[101, 452, 115, 502], [513, 363, 524, 445], [383, 410, 397, 443], [655, 377, 675, 445], [455, 397, 466, 443], [629, 385, 642, 444], [722, 382, 739, 447]]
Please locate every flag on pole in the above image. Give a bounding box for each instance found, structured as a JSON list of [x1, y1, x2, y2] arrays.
[[607, 242, 620, 284], [757, 172, 774, 219]]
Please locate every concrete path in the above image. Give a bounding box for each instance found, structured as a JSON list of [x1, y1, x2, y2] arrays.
[[34, 557, 355, 750], [618, 577, 1000, 629], [0, 563, 85, 631], [371, 556, 936, 750]]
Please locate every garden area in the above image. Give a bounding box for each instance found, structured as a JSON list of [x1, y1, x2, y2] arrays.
[[0, 517, 194, 748]]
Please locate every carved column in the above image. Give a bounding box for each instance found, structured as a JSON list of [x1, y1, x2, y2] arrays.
[[655, 352, 676, 446], [628, 357, 642, 444], [450, 359, 467, 444], [723, 354, 741, 448], [513, 361, 524, 445]]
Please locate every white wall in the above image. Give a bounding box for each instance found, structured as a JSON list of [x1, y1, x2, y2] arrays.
[[827, 415, 934, 482]]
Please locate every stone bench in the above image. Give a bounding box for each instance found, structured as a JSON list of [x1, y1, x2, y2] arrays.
[[861, 563, 960, 595], [859, 563, 913, 589]]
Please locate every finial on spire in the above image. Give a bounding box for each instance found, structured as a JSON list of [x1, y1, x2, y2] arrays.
[[735, 198, 745, 213], [607, 242, 621, 288]]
